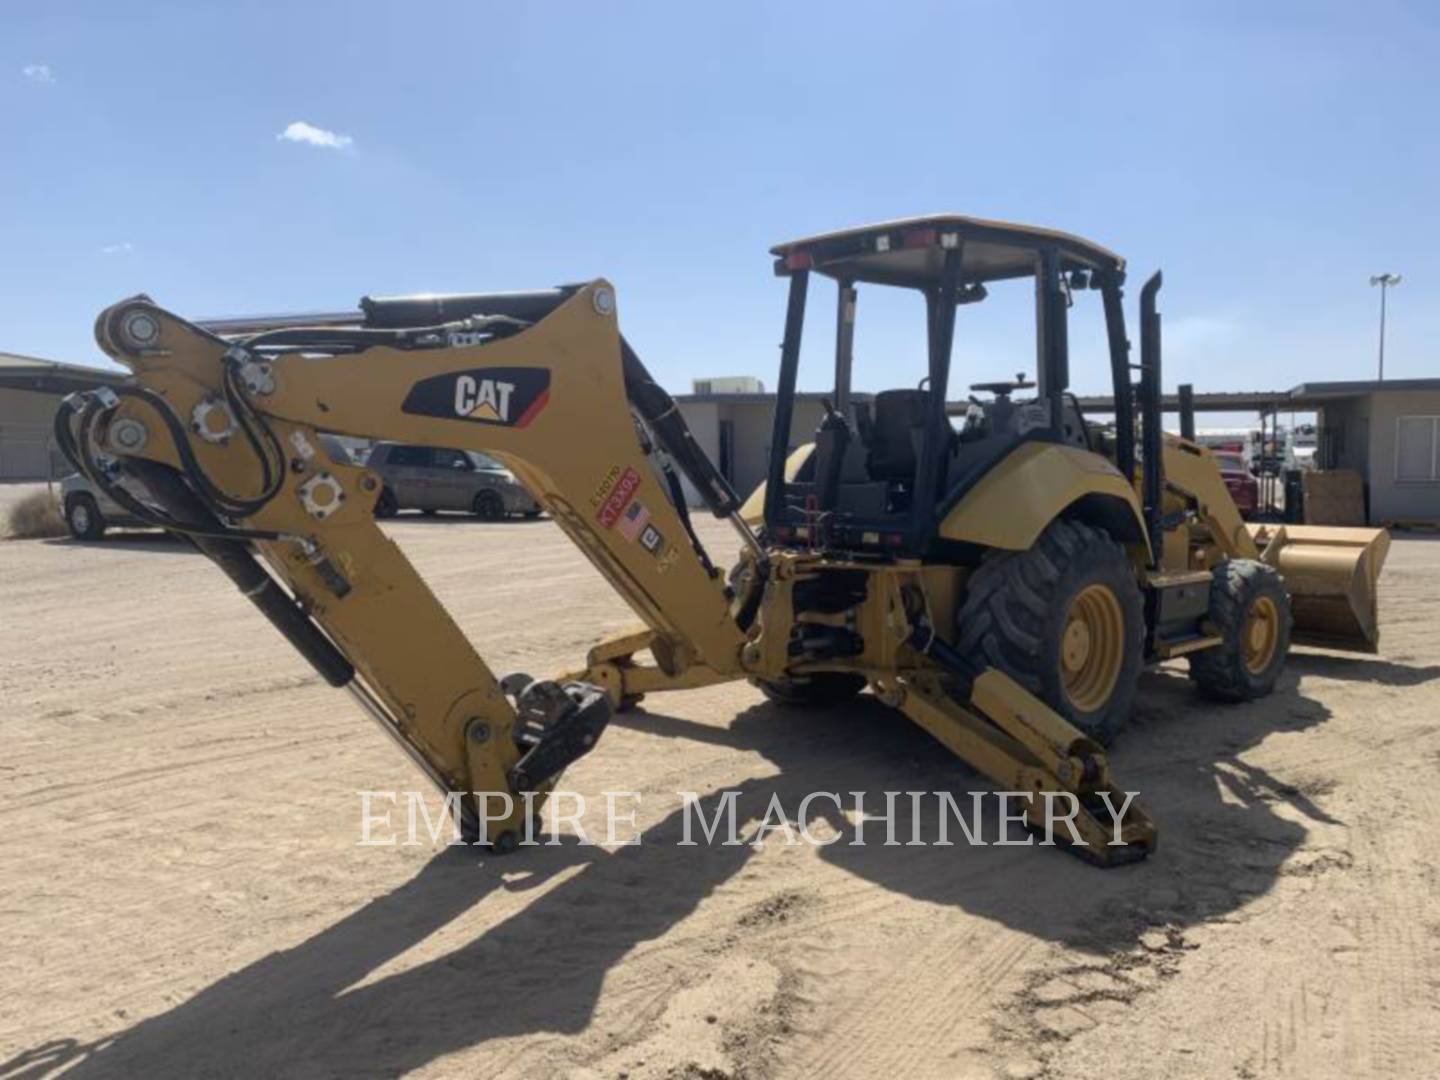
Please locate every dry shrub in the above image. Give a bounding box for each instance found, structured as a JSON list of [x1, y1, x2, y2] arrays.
[[5, 489, 66, 540]]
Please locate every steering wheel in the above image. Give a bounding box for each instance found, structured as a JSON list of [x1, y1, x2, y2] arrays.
[[969, 372, 1036, 398]]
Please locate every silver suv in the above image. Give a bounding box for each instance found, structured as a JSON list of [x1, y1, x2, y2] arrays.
[[57, 434, 360, 540], [60, 471, 143, 539], [367, 443, 540, 520]]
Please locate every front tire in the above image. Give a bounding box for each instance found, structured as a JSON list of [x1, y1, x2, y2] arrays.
[[65, 494, 106, 540], [955, 519, 1144, 744], [1187, 560, 1291, 702], [754, 673, 867, 708], [373, 488, 399, 518], [473, 490, 506, 521]]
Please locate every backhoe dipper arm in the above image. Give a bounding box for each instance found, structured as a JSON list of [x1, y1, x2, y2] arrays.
[[70, 282, 749, 845]]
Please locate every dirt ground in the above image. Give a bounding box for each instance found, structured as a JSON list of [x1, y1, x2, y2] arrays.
[[2, 497, 1438, 1080]]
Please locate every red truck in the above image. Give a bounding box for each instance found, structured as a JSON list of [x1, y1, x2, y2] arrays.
[[1212, 450, 1259, 517]]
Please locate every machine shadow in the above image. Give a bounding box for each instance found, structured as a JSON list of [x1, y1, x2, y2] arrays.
[[1287, 649, 1440, 687], [2, 785, 764, 1078], [630, 667, 1344, 955], [6, 666, 1357, 1079]]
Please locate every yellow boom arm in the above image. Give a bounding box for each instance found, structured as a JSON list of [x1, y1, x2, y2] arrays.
[[76, 283, 749, 844]]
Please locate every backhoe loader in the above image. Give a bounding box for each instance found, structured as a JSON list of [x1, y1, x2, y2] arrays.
[[59, 215, 1390, 866]]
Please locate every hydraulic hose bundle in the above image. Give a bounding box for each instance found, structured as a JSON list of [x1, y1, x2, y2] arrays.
[[54, 376, 286, 545], [53, 375, 354, 688]]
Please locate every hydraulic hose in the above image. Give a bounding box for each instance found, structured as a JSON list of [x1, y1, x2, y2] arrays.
[[122, 458, 355, 688], [621, 341, 740, 518], [55, 393, 287, 545]]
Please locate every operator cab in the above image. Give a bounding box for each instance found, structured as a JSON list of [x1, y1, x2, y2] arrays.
[[762, 215, 1137, 558]]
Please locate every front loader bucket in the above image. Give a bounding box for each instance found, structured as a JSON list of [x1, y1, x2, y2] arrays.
[[1247, 524, 1392, 653]]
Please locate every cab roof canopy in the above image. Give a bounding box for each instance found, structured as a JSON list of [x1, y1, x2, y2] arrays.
[[770, 214, 1124, 289]]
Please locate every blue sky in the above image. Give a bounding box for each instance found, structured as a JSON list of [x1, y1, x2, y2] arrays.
[[3, 1, 1436, 411]]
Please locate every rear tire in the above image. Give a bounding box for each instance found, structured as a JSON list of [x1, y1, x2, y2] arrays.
[[1187, 560, 1291, 702], [373, 488, 399, 518], [473, 490, 506, 521], [955, 519, 1144, 745], [754, 673, 867, 708], [65, 494, 106, 540]]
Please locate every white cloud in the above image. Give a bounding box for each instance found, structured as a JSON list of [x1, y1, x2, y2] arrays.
[[277, 120, 353, 151], [22, 64, 55, 84], [101, 242, 133, 255]]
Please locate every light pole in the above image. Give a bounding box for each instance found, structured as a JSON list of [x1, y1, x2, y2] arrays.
[[1369, 272, 1402, 380]]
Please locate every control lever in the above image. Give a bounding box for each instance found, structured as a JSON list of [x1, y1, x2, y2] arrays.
[[813, 397, 852, 520]]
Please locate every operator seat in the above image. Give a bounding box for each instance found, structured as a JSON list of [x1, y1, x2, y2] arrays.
[[867, 389, 928, 481]]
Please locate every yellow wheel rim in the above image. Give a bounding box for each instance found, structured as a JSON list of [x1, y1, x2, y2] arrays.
[[1061, 583, 1125, 713], [1242, 595, 1280, 674]]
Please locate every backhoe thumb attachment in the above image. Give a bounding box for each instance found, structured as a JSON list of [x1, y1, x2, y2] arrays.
[[888, 670, 1156, 866], [502, 676, 612, 793]]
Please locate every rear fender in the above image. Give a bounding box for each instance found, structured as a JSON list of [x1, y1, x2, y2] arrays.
[[938, 442, 1151, 561]]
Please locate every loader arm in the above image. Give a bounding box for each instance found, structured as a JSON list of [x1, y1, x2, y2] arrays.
[[68, 282, 751, 844], [1161, 435, 1390, 651], [1160, 436, 1261, 562]]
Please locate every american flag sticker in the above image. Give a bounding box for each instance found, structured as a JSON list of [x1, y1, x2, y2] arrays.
[[617, 499, 651, 542]]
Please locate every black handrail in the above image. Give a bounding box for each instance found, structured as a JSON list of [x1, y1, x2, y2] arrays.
[[763, 271, 810, 530], [1138, 271, 1164, 565]]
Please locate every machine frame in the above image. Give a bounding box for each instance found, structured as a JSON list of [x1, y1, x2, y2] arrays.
[[57, 216, 1388, 867]]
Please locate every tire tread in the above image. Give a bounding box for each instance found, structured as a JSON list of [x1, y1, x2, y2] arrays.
[[1187, 559, 1291, 702], [954, 519, 1143, 742]]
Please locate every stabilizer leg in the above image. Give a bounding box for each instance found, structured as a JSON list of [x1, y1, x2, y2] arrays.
[[883, 670, 1156, 866]]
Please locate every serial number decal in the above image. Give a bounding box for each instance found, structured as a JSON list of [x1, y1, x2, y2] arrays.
[[589, 464, 624, 510]]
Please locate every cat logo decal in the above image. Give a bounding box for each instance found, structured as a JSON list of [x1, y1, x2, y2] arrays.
[[402, 367, 550, 427]]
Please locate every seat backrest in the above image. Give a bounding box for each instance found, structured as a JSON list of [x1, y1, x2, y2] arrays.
[[867, 389, 928, 480]]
